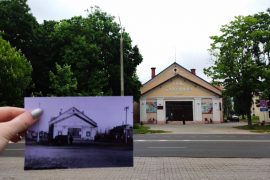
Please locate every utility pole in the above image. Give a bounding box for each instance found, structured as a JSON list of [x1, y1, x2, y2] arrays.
[[37, 102, 41, 142], [124, 106, 129, 144], [119, 17, 124, 96]]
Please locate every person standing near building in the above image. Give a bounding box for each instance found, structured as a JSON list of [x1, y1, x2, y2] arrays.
[[69, 135, 73, 145], [170, 113, 173, 122], [182, 115, 186, 125]]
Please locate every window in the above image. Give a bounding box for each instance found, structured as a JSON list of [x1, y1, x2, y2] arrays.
[[58, 131, 62, 135], [86, 131, 91, 137]]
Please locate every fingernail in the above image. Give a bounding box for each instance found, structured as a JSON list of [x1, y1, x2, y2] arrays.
[[30, 108, 43, 119]]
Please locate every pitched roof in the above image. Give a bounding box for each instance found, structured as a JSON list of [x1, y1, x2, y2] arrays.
[[49, 107, 97, 127], [143, 62, 221, 92], [142, 74, 222, 97]]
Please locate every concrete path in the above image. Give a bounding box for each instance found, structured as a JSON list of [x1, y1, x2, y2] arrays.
[[0, 157, 269, 180], [145, 122, 261, 134]]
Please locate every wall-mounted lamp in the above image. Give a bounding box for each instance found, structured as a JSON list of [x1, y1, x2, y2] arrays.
[[215, 103, 217, 104], [142, 103, 144, 105], [197, 103, 200, 105], [159, 104, 161, 106]]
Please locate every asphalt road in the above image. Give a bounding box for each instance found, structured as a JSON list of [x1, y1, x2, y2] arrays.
[[2, 134, 270, 158], [134, 134, 270, 158]]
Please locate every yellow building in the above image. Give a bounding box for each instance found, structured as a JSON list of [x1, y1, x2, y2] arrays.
[[134, 62, 223, 124]]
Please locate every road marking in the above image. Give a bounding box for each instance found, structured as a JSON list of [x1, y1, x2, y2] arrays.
[[135, 140, 270, 142], [189, 136, 196, 137], [229, 136, 236, 137], [202, 136, 209, 137], [215, 136, 223, 137], [148, 147, 187, 149], [5, 149, 25, 151]]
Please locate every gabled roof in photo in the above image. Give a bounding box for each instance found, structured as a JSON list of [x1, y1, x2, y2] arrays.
[[142, 62, 221, 93], [142, 74, 222, 97], [49, 107, 97, 127]]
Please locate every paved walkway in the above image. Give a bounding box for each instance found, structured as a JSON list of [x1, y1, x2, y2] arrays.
[[146, 122, 260, 134], [0, 157, 269, 180]]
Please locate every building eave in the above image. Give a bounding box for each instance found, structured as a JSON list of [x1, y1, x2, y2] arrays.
[[142, 74, 222, 98], [142, 62, 221, 92]]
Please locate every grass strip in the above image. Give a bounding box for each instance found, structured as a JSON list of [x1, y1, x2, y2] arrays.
[[234, 125, 270, 133], [133, 126, 167, 134]]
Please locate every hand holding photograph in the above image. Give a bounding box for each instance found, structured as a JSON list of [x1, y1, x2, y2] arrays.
[[24, 97, 133, 170]]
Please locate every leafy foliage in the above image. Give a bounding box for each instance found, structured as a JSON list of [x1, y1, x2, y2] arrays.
[[50, 7, 143, 100], [222, 92, 233, 119], [204, 9, 270, 125], [0, 35, 32, 106], [0, 3, 143, 102], [255, 90, 269, 104], [48, 63, 78, 97], [0, 0, 38, 53]]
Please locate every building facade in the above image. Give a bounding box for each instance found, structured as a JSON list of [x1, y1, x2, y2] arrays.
[[134, 63, 223, 124], [48, 107, 98, 140]]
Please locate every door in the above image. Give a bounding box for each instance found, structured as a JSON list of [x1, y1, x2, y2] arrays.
[[166, 101, 193, 121], [68, 128, 81, 138]]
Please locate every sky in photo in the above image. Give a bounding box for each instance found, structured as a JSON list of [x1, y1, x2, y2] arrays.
[[27, 0, 270, 83], [25, 97, 133, 133]]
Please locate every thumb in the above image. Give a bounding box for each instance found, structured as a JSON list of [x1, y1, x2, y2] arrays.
[[2, 108, 43, 140]]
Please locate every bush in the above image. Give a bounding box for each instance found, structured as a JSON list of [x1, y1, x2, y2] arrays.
[[133, 121, 139, 129]]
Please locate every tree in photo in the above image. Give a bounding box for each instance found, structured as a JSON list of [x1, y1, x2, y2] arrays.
[[204, 9, 270, 126], [0, 35, 32, 106]]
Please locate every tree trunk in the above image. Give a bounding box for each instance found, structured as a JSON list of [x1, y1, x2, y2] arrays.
[[247, 112, 252, 126]]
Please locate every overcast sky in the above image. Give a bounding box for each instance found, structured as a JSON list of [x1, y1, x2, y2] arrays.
[[27, 0, 270, 84]]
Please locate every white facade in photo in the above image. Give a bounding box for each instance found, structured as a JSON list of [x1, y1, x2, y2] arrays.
[[48, 107, 98, 140]]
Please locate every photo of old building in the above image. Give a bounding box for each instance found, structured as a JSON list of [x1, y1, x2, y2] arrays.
[[48, 107, 98, 140], [24, 97, 133, 170]]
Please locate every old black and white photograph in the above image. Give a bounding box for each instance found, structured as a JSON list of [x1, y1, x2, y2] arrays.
[[24, 97, 133, 170]]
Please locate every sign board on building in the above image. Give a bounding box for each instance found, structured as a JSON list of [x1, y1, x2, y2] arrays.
[[260, 108, 268, 112]]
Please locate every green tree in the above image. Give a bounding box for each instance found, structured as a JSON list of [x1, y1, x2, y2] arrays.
[[29, 20, 59, 95], [50, 7, 143, 100], [0, 0, 38, 52], [222, 92, 232, 119], [255, 90, 269, 104], [0, 35, 32, 106], [48, 63, 78, 96], [204, 13, 268, 126]]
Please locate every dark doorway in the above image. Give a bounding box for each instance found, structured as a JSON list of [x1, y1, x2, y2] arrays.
[[68, 128, 81, 138], [166, 101, 193, 121]]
